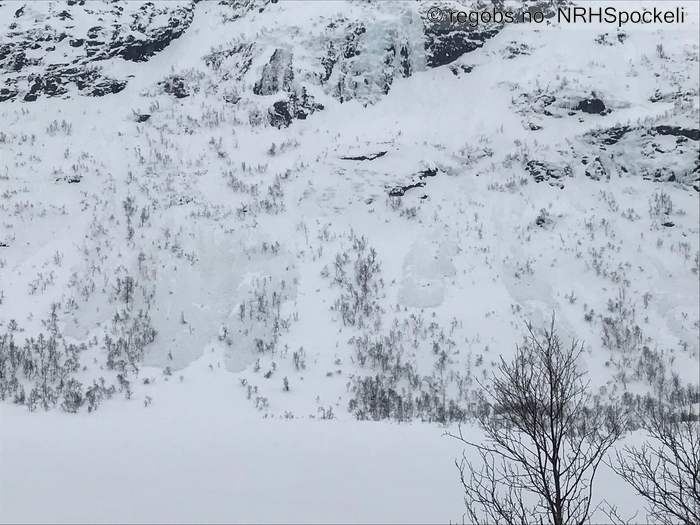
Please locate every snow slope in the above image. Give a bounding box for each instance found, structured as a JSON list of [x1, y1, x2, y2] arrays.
[[0, 0, 699, 522]]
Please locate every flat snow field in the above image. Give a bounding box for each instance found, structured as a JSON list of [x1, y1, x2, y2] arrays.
[[0, 364, 644, 524]]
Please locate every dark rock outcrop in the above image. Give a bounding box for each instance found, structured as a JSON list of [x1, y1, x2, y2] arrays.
[[423, 1, 559, 68], [340, 152, 387, 161], [387, 168, 439, 197], [589, 125, 632, 145], [0, 1, 195, 102], [424, 26, 500, 68], [583, 122, 699, 189], [254, 49, 294, 95], [159, 75, 190, 98], [653, 126, 699, 141], [526, 160, 572, 185], [268, 89, 324, 128], [576, 98, 606, 114]]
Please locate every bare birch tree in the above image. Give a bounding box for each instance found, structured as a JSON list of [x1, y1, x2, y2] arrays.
[[448, 316, 624, 525], [611, 400, 699, 525]]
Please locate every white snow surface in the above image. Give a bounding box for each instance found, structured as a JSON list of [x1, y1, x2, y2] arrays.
[[0, 0, 699, 523]]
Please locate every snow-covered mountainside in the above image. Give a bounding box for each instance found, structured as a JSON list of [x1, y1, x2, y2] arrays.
[[1, 0, 698, 523]]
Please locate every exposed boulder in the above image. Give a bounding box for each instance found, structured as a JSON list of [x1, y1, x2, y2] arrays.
[[576, 98, 606, 114], [253, 49, 294, 96], [267, 89, 324, 128]]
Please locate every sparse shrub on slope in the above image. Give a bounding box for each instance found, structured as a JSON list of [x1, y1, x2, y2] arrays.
[[347, 315, 476, 424], [104, 273, 157, 375], [0, 270, 158, 413], [601, 287, 644, 356], [330, 232, 384, 329], [0, 305, 87, 412], [220, 274, 293, 362]]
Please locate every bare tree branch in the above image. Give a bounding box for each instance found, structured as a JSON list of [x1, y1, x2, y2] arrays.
[[447, 314, 624, 525], [611, 397, 700, 525]]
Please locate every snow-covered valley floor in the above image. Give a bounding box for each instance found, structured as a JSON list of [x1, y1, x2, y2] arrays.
[[1, 359, 646, 524]]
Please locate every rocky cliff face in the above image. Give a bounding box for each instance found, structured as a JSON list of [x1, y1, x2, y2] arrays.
[[1, 0, 195, 101], [0, 1, 555, 106], [1, 0, 698, 190]]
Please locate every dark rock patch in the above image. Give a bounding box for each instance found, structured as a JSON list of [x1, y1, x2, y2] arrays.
[[423, 2, 557, 68], [389, 181, 426, 197], [1, 1, 195, 102], [583, 123, 698, 189], [526, 160, 572, 185], [267, 89, 323, 128], [449, 64, 473, 76], [576, 98, 606, 114], [340, 151, 387, 161], [387, 168, 439, 197], [117, 10, 194, 62], [268, 100, 294, 128], [88, 78, 127, 97], [135, 114, 151, 123], [424, 28, 499, 68], [417, 168, 438, 180], [399, 44, 411, 77], [18, 64, 127, 100], [0, 88, 18, 102], [582, 156, 609, 181], [159, 75, 189, 98], [653, 126, 699, 141]]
